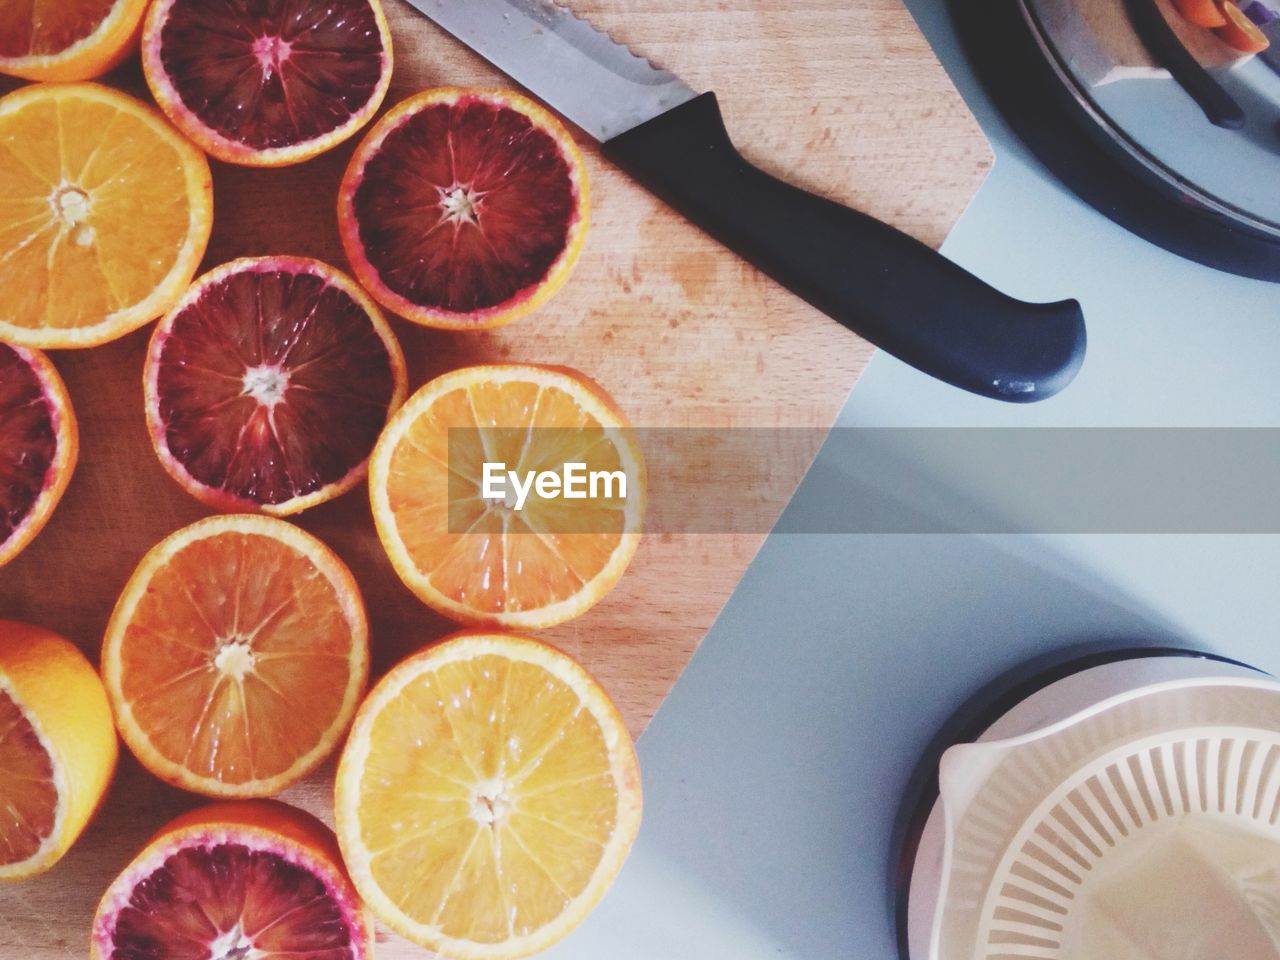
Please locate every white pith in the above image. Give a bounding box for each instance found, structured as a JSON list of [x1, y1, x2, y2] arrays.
[[242, 364, 289, 407], [213, 640, 256, 682], [439, 185, 483, 225]]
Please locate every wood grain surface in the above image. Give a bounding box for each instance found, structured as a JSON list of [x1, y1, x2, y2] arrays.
[[0, 1, 990, 955]]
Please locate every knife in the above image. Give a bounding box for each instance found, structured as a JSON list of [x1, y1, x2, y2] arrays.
[[405, 0, 1087, 402], [1125, 0, 1245, 129]]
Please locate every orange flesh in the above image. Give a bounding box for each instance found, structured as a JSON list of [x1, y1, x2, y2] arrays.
[[385, 382, 628, 616], [1218, 1, 1271, 51], [0, 687, 57, 865], [0, 0, 115, 57], [0, 87, 201, 338], [1174, 0, 1228, 27], [117, 530, 356, 785], [358, 653, 620, 941]]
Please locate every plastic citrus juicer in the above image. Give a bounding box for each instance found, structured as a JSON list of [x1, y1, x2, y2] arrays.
[[903, 653, 1280, 960]]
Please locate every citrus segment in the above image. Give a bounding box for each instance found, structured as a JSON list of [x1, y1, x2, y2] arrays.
[[142, 0, 393, 166], [339, 88, 589, 329], [145, 257, 407, 515], [0, 0, 148, 82], [1217, 0, 1272, 52], [0, 82, 212, 348], [0, 688, 57, 868], [0, 621, 117, 881], [91, 800, 373, 960], [335, 631, 642, 960], [0, 344, 77, 567], [369, 365, 644, 629], [102, 515, 369, 797]]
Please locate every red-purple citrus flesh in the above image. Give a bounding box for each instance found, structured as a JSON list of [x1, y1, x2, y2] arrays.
[[144, 0, 391, 163], [341, 89, 589, 327], [93, 802, 372, 960], [146, 257, 406, 514], [108, 843, 355, 958], [0, 344, 62, 556], [0, 0, 114, 58], [0, 688, 56, 865]]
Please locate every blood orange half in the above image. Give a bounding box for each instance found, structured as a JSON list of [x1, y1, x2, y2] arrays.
[[0, 344, 77, 568], [91, 800, 373, 960], [0, 622, 117, 881], [141, 0, 393, 167], [145, 256, 407, 516], [339, 87, 590, 330]]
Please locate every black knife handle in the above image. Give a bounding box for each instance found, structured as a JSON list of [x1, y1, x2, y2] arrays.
[[603, 92, 1086, 402], [1123, 0, 1245, 130]]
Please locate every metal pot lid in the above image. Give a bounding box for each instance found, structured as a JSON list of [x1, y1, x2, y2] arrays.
[[1022, 0, 1280, 238]]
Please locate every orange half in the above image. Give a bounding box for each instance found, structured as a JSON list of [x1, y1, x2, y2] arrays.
[[369, 364, 645, 629], [0, 0, 149, 81], [0, 83, 212, 348], [101, 515, 368, 797], [335, 631, 642, 960], [0, 621, 117, 881]]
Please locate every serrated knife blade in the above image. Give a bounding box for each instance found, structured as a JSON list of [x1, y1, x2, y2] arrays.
[[400, 0, 1087, 402], [404, 0, 697, 141]]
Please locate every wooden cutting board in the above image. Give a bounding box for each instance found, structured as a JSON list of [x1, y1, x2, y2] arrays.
[[0, 1, 990, 955]]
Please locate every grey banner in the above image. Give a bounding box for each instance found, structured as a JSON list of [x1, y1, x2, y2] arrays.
[[445, 428, 1280, 534]]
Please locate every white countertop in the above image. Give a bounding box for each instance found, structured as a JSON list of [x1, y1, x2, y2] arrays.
[[548, 2, 1280, 957]]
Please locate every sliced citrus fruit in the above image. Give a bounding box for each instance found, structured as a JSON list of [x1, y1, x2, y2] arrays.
[[0, 344, 77, 568], [0, 0, 149, 82], [0, 621, 117, 881], [0, 82, 213, 349], [142, 0, 393, 167], [91, 800, 374, 960], [1217, 1, 1271, 52], [145, 256, 408, 516], [336, 631, 642, 960], [339, 87, 590, 330], [369, 364, 644, 630], [101, 514, 369, 798], [1174, 0, 1228, 27]]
